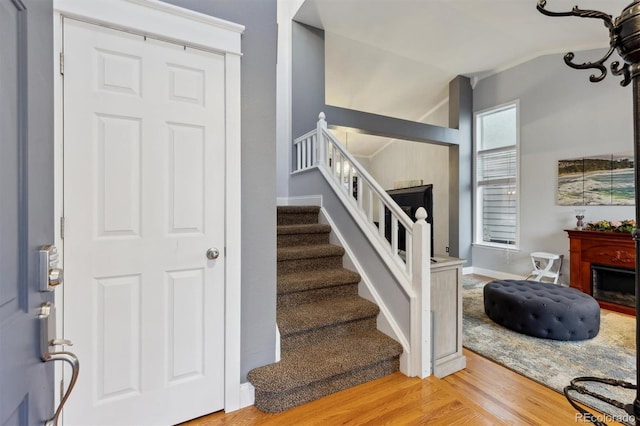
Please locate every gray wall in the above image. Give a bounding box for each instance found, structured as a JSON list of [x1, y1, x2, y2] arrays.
[[473, 49, 634, 282], [291, 22, 326, 141], [163, 0, 278, 380]]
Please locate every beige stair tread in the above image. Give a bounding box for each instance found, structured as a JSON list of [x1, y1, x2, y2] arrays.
[[246, 329, 402, 393]]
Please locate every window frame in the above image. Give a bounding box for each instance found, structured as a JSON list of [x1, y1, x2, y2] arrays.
[[473, 100, 520, 250]]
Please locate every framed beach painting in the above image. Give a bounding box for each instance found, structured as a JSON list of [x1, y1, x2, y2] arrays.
[[557, 152, 635, 206]]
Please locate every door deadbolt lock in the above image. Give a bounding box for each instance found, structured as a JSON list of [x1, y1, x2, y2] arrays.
[[40, 245, 64, 291]]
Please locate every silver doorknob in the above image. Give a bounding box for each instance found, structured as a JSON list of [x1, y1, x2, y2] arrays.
[[206, 248, 220, 260]]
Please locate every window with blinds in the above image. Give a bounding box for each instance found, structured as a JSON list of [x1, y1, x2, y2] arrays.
[[474, 103, 518, 247]]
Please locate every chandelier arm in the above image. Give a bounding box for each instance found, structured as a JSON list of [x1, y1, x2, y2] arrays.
[[562, 46, 617, 82], [611, 61, 632, 86], [536, 0, 614, 29]]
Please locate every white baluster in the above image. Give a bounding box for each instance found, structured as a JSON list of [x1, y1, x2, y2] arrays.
[[348, 165, 354, 200], [391, 215, 398, 256], [301, 139, 307, 169], [378, 198, 385, 241], [405, 227, 412, 275], [367, 184, 373, 224], [339, 152, 344, 187], [357, 172, 363, 209], [311, 134, 317, 165]]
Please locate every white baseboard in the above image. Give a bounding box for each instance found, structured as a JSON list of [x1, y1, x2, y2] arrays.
[[238, 382, 255, 409], [276, 195, 322, 206], [275, 324, 281, 362], [467, 266, 523, 281]]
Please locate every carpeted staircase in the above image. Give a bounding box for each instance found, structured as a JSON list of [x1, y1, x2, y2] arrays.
[[247, 205, 403, 413]]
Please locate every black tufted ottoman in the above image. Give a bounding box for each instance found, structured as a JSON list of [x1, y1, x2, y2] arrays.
[[483, 279, 600, 341]]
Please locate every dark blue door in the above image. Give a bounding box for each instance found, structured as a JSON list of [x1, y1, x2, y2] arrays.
[[0, 0, 55, 424]]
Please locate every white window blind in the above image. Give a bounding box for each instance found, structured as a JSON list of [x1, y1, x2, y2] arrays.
[[475, 103, 518, 247]]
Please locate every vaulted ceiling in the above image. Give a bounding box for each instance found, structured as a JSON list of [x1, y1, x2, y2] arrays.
[[294, 0, 630, 156]]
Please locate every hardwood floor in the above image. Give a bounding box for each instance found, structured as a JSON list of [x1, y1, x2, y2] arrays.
[[182, 348, 626, 425]]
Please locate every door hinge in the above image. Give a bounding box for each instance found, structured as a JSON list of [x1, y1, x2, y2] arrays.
[[60, 217, 65, 239], [59, 52, 64, 75]]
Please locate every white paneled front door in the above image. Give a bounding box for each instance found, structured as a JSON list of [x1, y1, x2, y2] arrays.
[[63, 18, 226, 425]]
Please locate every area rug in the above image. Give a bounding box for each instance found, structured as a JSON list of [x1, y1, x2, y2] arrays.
[[462, 278, 637, 425]]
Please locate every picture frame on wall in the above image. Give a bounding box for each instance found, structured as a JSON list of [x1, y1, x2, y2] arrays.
[[557, 152, 634, 206]]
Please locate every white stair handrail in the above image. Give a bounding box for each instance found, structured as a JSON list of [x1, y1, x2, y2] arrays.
[[294, 113, 420, 281]]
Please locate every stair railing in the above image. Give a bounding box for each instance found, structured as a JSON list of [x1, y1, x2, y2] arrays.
[[292, 112, 431, 378]]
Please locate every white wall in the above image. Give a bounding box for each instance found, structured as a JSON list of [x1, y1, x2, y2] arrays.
[[473, 49, 634, 282], [353, 155, 371, 171], [364, 140, 450, 256], [422, 99, 449, 129]]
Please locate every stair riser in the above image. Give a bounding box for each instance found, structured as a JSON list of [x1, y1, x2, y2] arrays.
[[277, 283, 358, 308], [253, 357, 400, 414], [277, 213, 319, 226], [281, 317, 377, 351], [277, 233, 330, 248], [277, 256, 343, 274]]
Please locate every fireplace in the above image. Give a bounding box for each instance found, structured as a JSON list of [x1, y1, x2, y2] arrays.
[[591, 264, 635, 309], [566, 229, 636, 315]]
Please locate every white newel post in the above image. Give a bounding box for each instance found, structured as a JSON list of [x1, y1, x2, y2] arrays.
[[411, 207, 431, 378], [317, 112, 327, 166]]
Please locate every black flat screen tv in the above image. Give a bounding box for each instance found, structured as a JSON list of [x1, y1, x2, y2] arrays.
[[384, 184, 434, 256]]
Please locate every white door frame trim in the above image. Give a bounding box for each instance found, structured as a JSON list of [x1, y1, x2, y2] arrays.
[[53, 0, 244, 413]]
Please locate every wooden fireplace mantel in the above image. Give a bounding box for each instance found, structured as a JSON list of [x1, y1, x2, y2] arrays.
[[565, 229, 635, 315]]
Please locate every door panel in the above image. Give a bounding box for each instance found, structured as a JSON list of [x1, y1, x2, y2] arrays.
[[63, 18, 226, 425], [0, 0, 55, 425]]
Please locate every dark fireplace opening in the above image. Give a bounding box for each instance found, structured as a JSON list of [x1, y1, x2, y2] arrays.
[[591, 264, 636, 308]]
